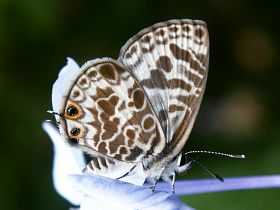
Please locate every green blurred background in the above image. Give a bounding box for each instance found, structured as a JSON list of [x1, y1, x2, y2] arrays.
[[1, 0, 279, 209]]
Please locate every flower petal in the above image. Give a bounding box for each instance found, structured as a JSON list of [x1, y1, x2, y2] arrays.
[[52, 57, 80, 119], [155, 175, 280, 195], [68, 174, 195, 210], [42, 121, 86, 205]]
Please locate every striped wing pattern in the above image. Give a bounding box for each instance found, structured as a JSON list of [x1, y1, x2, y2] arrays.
[[119, 19, 209, 151]]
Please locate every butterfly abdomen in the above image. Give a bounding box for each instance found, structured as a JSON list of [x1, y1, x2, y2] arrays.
[[85, 156, 115, 172]]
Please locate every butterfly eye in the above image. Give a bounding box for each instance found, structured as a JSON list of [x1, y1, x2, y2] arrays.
[[70, 128, 80, 136], [70, 138, 79, 144]]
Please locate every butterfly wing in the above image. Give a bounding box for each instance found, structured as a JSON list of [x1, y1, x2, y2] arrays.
[[52, 58, 165, 163], [119, 19, 209, 154]]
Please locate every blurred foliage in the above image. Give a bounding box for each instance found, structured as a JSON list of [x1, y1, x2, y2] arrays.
[[0, 0, 279, 209]]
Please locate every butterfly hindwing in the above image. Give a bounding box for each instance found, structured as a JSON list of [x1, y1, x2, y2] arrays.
[[119, 19, 209, 153], [58, 59, 165, 163]]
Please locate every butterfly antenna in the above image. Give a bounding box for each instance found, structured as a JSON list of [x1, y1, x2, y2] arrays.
[[188, 157, 224, 182], [184, 150, 245, 159]]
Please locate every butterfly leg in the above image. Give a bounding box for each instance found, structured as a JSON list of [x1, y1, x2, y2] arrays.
[[171, 172, 176, 194], [162, 172, 176, 193], [116, 165, 137, 179], [151, 177, 160, 191], [150, 167, 166, 191]]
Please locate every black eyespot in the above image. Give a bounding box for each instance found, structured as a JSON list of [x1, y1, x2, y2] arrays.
[[70, 128, 80, 136], [70, 138, 79, 144], [67, 106, 78, 116]]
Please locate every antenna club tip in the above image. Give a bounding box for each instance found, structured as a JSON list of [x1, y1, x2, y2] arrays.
[[234, 154, 246, 159]]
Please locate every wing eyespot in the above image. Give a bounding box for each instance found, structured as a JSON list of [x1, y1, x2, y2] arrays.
[[67, 106, 78, 116], [70, 138, 79, 144], [70, 128, 80, 136], [64, 102, 83, 119], [68, 126, 85, 139]]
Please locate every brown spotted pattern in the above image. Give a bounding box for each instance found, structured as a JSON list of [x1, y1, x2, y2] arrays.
[[119, 19, 209, 151], [62, 60, 165, 163]]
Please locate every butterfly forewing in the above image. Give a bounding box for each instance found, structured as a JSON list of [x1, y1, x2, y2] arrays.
[[60, 59, 165, 163], [119, 19, 209, 153]]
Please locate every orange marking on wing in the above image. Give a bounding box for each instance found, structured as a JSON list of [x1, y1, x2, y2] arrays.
[[64, 101, 83, 120], [68, 126, 85, 139]]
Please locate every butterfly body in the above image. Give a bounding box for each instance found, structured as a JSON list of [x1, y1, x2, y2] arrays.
[[52, 19, 209, 188]]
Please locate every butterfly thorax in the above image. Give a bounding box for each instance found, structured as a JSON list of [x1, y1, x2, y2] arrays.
[[139, 151, 183, 184]]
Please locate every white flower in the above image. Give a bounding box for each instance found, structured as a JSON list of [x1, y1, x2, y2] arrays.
[[42, 122, 280, 210]]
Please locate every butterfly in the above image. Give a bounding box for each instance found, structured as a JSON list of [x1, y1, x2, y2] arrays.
[[51, 19, 209, 191]]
